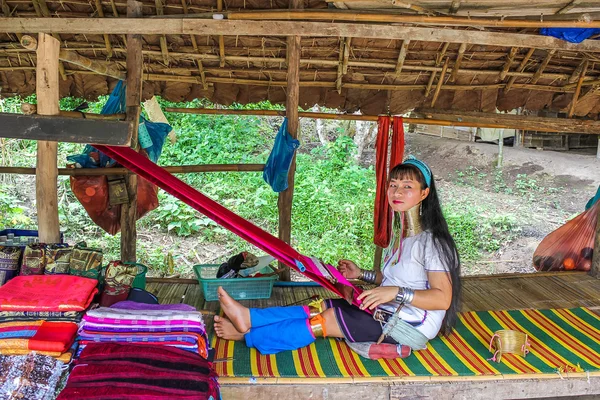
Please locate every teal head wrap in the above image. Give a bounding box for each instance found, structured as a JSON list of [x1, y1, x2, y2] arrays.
[[402, 156, 432, 188]]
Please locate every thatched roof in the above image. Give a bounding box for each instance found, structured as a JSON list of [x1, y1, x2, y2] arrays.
[[2, 0, 600, 117]]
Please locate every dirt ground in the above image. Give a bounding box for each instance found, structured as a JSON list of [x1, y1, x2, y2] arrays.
[[395, 133, 599, 275]]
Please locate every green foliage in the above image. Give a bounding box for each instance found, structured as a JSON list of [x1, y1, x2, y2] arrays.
[[0, 187, 33, 228]]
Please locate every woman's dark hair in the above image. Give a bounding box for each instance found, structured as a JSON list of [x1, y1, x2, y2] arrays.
[[388, 163, 461, 335]]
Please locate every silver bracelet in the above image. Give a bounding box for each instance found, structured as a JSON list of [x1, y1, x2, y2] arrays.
[[395, 287, 415, 305], [360, 269, 377, 284]]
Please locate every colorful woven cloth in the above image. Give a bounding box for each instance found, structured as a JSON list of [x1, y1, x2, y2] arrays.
[[57, 343, 219, 400], [0, 320, 78, 359], [0, 353, 65, 400], [0, 275, 97, 312], [212, 307, 600, 378]]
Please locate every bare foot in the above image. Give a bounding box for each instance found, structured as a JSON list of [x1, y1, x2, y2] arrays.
[[217, 286, 251, 333], [214, 315, 245, 341]]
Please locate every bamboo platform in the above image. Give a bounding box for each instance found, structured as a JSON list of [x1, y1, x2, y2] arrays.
[[146, 271, 600, 400]]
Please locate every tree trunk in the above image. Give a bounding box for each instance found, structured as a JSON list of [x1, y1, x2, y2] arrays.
[[354, 121, 376, 162], [312, 105, 328, 146]]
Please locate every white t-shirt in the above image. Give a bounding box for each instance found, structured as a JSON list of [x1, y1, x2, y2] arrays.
[[379, 231, 450, 341]]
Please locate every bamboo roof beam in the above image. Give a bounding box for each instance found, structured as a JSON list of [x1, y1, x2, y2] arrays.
[[390, 0, 436, 15], [109, 0, 128, 45], [1, 0, 22, 42], [181, 0, 207, 90], [499, 47, 518, 80], [30, 0, 67, 80], [568, 59, 588, 84], [568, 59, 588, 118], [449, 0, 461, 14], [161, 107, 600, 134], [154, 0, 169, 65], [431, 57, 449, 107], [394, 39, 409, 77], [20, 35, 125, 80], [506, 48, 535, 91], [556, 0, 583, 14], [531, 49, 556, 84], [426, 42, 449, 97], [335, 37, 351, 93], [217, 0, 225, 68], [449, 42, 466, 83], [226, 10, 600, 30], [5, 18, 600, 52], [93, 0, 113, 57]]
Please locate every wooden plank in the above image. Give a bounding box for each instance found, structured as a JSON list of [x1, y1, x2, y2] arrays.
[[4, 18, 600, 52], [120, 0, 143, 263], [0, 113, 131, 144], [35, 33, 60, 244]]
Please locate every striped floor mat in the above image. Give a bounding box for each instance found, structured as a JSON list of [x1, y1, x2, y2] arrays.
[[211, 307, 600, 378]]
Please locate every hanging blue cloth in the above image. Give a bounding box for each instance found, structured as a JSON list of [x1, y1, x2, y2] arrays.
[[540, 28, 600, 44], [67, 81, 171, 166], [263, 118, 300, 193], [586, 185, 600, 210]]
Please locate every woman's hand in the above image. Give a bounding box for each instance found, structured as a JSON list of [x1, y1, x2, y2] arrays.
[[337, 259, 361, 280], [357, 286, 400, 311]]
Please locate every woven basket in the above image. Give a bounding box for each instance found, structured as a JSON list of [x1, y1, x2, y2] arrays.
[[488, 329, 530, 363]]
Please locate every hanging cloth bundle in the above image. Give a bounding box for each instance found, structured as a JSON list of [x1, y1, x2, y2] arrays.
[[263, 118, 300, 193], [373, 116, 405, 248], [93, 145, 364, 308]]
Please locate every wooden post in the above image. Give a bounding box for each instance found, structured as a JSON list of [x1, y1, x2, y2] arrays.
[[35, 33, 61, 244], [278, 0, 302, 281], [120, 0, 143, 263]]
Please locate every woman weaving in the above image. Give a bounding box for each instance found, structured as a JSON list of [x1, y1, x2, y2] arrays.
[[214, 158, 461, 357]]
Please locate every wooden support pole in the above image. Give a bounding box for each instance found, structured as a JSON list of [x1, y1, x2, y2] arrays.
[[506, 48, 535, 92], [449, 42, 466, 83], [568, 59, 588, 84], [277, 0, 302, 282], [121, 0, 143, 263], [556, 0, 582, 14], [426, 42, 449, 96], [449, 0, 461, 14], [531, 49, 556, 84], [431, 57, 450, 107], [35, 33, 61, 244], [568, 59, 588, 118], [394, 39, 410, 77], [31, 0, 67, 80], [499, 47, 518, 80]]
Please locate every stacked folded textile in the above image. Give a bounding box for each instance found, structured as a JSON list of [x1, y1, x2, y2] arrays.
[[0, 275, 98, 361], [78, 301, 209, 359], [57, 343, 219, 400]]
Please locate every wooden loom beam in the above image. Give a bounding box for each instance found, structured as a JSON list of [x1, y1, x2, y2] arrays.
[[0, 164, 265, 176]]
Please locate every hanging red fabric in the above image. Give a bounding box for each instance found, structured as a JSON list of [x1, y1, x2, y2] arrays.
[[93, 145, 365, 309], [373, 116, 405, 248]]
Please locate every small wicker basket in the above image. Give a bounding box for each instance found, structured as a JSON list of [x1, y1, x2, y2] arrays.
[[488, 329, 531, 363]]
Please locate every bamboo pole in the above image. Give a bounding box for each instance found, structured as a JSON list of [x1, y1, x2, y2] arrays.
[[162, 107, 600, 134], [394, 39, 410, 77], [181, 0, 207, 89], [506, 48, 535, 92], [20, 103, 126, 119], [30, 0, 67, 80], [226, 10, 600, 29], [531, 50, 556, 85], [35, 33, 61, 244], [217, 0, 225, 68], [499, 47, 518, 81], [0, 164, 265, 176], [93, 0, 113, 57], [431, 57, 450, 107], [449, 43, 466, 83], [154, 0, 170, 65], [568, 59, 589, 118]]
